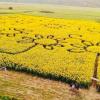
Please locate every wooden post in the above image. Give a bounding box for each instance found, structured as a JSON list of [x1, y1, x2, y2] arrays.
[[92, 53, 100, 87]]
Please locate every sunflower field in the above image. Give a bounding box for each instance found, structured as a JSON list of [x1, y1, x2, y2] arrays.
[[0, 14, 100, 88]]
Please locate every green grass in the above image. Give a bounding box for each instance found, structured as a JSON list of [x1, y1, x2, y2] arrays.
[[0, 95, 17, 100]]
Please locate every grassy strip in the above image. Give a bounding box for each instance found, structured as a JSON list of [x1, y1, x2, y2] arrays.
[[0, 95, 17, 100], [0, 60, 90, 89]]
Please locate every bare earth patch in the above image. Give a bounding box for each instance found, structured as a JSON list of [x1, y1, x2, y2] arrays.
[[0, 70, 100, 100]]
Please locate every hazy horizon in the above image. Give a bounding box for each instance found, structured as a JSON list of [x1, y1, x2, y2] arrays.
[[0, 0, 100, 8]]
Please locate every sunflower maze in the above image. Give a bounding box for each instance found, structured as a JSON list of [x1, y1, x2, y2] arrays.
[[0, 14, 100, 88]]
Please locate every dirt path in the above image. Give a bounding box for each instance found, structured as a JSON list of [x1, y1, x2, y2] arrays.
[[0, 70, 100, 100]]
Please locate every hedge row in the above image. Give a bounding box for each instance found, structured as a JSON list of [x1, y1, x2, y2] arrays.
[[0, 60, 90, 89]]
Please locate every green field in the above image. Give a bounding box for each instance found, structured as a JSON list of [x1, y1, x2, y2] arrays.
[[0, 3, 100, 21]]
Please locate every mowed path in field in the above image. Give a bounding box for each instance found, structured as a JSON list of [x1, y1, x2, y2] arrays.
[[0, 70, 100, 100]]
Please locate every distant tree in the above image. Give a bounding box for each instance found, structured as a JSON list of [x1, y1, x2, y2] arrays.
[[8, 7, 13, 10]]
